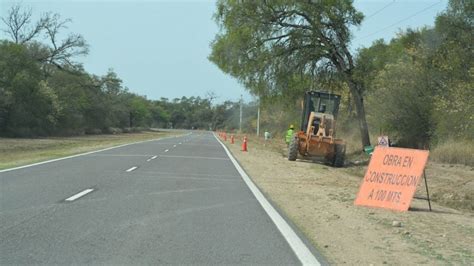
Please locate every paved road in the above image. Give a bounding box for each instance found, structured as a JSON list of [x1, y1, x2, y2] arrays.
[[1, 132, 320, 265]]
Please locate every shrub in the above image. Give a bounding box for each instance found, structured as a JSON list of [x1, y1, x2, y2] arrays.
[[104, 127, 122, 134]]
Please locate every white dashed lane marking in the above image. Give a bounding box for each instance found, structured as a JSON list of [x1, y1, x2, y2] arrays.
[[147, 155, 158, 162], [126, 166, 138, 172], [65, 189, 94, 202]]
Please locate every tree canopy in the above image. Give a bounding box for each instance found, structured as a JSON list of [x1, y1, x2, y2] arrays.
[[357, 0, 473, 147], [209, 0, 371, 148], [0, 4, 250, 137]]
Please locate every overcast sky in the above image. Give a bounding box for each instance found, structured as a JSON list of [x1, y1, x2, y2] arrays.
[[0, 0, 448, 102]]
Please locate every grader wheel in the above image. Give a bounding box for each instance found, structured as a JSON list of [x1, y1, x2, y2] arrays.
[[288, 137, 298, 161], [333, 144, 346, 167]]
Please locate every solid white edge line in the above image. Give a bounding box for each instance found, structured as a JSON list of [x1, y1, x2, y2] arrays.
[[213, 133, 321, 266], [65, 188, 94, 201], [126, 166, 138, 172], [0, 134, 185, 173]]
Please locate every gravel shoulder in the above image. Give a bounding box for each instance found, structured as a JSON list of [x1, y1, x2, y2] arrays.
[[223, 135, 474, 265]]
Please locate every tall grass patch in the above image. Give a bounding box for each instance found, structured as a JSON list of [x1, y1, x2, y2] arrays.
[[431, 140, 474, 166]]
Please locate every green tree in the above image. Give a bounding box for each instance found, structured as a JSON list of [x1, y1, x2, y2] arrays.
[[362, 0, 473, 146], [129, 95, 151, 127], [369, 59, 434, 148], [0, 41, 61, 136], [209, 0, 371, 148], [431, 0, 474, 140], [100, 70, 130, 128], [46, 68, 99, 134], [149, 102, 169, 128]]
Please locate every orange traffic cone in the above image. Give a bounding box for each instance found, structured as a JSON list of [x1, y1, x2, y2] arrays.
[[242, 136, 248, 152]]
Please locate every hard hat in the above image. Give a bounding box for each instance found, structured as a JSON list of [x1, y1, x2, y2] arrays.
[[290, 124, 294, 129]]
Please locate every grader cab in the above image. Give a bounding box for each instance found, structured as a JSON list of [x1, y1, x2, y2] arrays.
[[288, 91, 346, 167]]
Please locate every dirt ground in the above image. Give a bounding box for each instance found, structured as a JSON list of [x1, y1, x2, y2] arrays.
[[222, 135, 474, 265]]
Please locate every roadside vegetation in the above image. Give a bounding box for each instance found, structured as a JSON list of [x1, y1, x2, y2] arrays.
[[0, 130, 179, 170], [0, 5, 257, 138], [1, 1, 472, 168], [431, 139, 474, 166], [210, 0, 473, 166]]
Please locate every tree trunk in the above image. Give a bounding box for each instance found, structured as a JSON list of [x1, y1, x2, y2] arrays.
[[346, 77, 371, 149]]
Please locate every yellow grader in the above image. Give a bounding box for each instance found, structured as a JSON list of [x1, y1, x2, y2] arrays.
[[288, 91, 346, 167]]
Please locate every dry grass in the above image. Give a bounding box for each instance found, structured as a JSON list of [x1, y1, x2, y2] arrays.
[[222, 132, 474, 265], [0, 131, 180, 170], [431, 139, 474, 166], [222, 132, 473, 212]]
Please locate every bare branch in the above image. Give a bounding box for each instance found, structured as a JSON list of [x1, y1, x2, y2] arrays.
[[1, 4, 47, 44], [1, 4, 88, 70], [261, 33, 292, 43]]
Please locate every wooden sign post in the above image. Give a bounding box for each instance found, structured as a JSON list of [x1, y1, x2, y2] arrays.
[[354, 146, 430, 211]]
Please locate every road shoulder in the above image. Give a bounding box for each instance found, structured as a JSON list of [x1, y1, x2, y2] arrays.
[[214, 134, 327, 265], [222, 135, 474, 265]]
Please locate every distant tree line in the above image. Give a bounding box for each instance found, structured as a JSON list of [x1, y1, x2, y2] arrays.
[[210, 0, 473, 149], [0, 4, 253, 137]]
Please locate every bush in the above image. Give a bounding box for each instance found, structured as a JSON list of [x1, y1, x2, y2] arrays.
[[104, 127, 122, 134], [53, 128, 85, 136], [132, 127, 146, 133]]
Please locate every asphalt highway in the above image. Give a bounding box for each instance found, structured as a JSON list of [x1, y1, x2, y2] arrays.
[[1, 132, 321, 265]]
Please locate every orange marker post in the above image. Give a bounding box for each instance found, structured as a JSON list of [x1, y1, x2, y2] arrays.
[[354, 146, 429, 211], [231, 135, 234, 144], [224, 133, 227, 141], [242, 136, 248, 152]]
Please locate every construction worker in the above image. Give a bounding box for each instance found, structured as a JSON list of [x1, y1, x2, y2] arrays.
[[285, 125, 295, 145]]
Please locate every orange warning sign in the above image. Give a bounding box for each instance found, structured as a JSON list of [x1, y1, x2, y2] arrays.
[[354, 146, 429, 211]]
